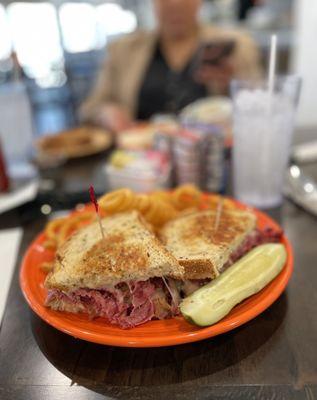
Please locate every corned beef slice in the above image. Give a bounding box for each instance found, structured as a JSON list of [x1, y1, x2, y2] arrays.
[[224, 226, 282, 268], [46, 278, 179, 329]]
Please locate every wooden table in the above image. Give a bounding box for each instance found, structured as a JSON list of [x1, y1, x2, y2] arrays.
[[0, 134, 317, 399]]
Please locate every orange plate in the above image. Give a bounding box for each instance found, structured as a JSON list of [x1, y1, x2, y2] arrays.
[[20, 200, 293, 348]]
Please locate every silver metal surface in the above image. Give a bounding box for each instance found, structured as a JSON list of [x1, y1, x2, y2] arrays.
[[284, 164, 317, 216]]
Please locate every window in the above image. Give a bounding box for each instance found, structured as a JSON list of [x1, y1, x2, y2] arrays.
[[59, 3, 97, 53], [95, 3, 137, 48], [7, 2, 63, 79], [0, 5, 12, 60]]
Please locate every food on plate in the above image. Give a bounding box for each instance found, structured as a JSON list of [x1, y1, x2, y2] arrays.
[[98, 188, 136, 214], [97, 186, 184, 228], [98, 184, 233, 228], [44, 211, 185, 328], [42, 184, 212, 259], [117, 122, 179, 151], [159, 209, 282, 281], [39, 185, 270, 269], [180, 243, 287, 326], [180, 96, 232, 142], [109, 150, 135, 168], [42, 211, 95, 253], [117, 125, 156, 150], [36, 126, 111, 159], [180, 96, 232, 124], [40, 262, 56, 273], [40, 186, 286, 329], [105, 150, 170, 192], [170, 184, 202, 210]]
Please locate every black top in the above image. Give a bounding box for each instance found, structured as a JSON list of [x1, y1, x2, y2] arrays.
[[136, 43, 207, 120]]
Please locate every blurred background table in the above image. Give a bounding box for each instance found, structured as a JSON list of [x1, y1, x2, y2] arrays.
[[0, 129, 316, 400]]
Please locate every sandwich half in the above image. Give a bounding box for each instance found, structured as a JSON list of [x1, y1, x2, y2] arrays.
[[45, 211, 184, 328], [160, 208, 281, 285]]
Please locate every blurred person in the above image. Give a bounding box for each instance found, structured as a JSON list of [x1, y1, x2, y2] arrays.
[[80, 0, 262, 132]]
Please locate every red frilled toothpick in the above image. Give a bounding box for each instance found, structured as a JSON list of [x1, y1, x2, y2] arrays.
[[89, 185, 105, 239]]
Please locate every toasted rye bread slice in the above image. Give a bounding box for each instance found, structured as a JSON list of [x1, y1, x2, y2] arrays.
[[45, 211, 183, 291], [159, 209, 256, 280]]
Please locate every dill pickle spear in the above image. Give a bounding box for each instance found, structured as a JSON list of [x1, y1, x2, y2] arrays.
[[180, 243, 287, 327]]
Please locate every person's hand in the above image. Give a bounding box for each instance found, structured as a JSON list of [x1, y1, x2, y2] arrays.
[[194, 58, 234, 94], [96, 104, 132, 133]]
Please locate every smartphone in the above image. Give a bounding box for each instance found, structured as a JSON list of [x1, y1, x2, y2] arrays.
[[197, 40, 236, 66]]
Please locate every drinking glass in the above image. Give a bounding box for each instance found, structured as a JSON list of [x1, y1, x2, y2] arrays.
[[230, 75, 301, 208]]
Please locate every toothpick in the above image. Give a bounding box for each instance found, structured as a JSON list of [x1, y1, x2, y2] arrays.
[[214, 197, 224, 231], [89, 185, 105, 239]]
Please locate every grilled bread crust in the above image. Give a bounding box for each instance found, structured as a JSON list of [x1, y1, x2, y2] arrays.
[[45, 211, 183, 291], [159, 209, 256, 279]]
